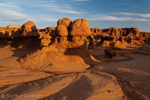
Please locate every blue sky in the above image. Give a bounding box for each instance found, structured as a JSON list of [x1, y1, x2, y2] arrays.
[[0, 0, 150, 32]]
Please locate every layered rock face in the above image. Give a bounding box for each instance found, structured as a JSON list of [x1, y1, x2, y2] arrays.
[[39, 30, 52, 47], [1, 19, 149, 50], [92, 27, 150, 48], [0, 26, 19, 45], [0, 18, 92, 49], [91, 27, 102, 34]]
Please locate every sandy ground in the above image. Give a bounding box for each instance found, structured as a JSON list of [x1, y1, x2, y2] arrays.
[[0, 43, 150, 100]]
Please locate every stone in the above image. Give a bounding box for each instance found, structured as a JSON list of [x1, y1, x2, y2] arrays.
[[57, 18, 72, 29], [20, 21, 39, 37], [104, 48, 117, 58], [69, 19, 91, 36], [56, 25, 68, 36]]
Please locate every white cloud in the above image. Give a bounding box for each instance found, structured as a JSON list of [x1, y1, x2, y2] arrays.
[[86, 14, 150, 22], [0, 2, 24, 11], [26, 1, 83, 14], [116, 12, 150, 18], [86, 15, 132, 21], [38, 3, 81, 14], [0, 2, 27, 22], [41, 18, 58, 22]]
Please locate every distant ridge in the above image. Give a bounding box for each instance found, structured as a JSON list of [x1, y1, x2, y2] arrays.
[[6, 25, 21, 28]]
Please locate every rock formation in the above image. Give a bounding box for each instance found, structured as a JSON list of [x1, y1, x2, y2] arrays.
[[69, 18, 91, 36], [0, 27, 19, 45], [49, 18, 92, 49], [88, 34, 99, 49], [57, 18, 72, 29], [92, 27, 149, 48], [17, 18, 94, 73], [91, 27, 102, 35], [20, 21, 39, 37], [104, 48, 117, 58], [10, 21, 41, 48], [0, 18, 149, 51], [39, 30, 52, 47], [68, 18, 91, 49]]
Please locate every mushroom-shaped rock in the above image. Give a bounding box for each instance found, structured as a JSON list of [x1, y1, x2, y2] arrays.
[[57, 18, 72, 29], [20, 21, 38, 37], [56, 25, 68, 36], [69, 18, 91, 36], [104, 48, 117, 58]]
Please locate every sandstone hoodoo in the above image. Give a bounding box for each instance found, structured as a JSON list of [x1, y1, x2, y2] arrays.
[[91, 27, 102, 35], [20, 21, 39, 37], [54, 18, 71, 48], [69, 18, 91, 36], [56, 25, 68, 37], [57, 18, 72, 29], [92, 27, 150, 49], [56, 18, 72, 37], [10, 21, 41, 48], [51, 18, 92, 49], [88, 34, 98, 49], [39, 30, 52, 47], [0, 26, 19, 45], [68, 18, 91, 49], [17, 18, 94, 73]]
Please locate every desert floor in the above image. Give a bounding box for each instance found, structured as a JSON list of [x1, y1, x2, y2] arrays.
[[0, 43, 150, 100]]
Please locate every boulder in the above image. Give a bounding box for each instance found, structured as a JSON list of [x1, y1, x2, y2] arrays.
[[69, 19, 91, 36], [56, 25, 68, 36], [57, 18, 72, 29], [20, 21, 39, 37], [104, 48, 117, 58]]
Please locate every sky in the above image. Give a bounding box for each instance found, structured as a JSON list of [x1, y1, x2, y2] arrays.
[[0, 0, 150, 32]]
